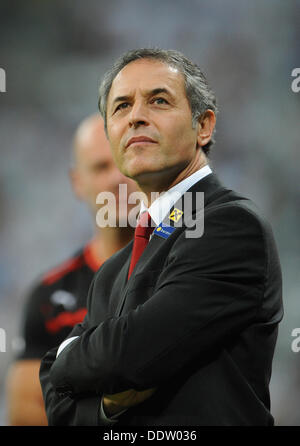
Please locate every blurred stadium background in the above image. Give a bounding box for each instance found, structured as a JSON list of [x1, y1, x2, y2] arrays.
[[0, 0, 299, 425]]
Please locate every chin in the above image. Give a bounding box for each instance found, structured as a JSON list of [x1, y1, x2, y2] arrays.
[[125, 160, 160, 178]]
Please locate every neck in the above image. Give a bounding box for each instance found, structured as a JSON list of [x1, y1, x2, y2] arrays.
[[137, 150, 208, 206], [90, 224, 134, 262]]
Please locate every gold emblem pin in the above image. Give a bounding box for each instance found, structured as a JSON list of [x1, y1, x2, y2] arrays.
[[169, 208, 183, 223]]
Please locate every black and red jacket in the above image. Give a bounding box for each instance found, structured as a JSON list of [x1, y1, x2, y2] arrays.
[[17, 244, 102, 360]]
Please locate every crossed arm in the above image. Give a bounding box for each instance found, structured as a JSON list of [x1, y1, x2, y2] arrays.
[[40, 205, 267, 425]]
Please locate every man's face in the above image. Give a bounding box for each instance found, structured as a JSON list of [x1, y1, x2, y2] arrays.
[[106, 59, 200, 188], [71, 118, 137, 219]]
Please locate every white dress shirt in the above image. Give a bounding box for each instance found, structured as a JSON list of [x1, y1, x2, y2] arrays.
[[140, 164, 212, 226]]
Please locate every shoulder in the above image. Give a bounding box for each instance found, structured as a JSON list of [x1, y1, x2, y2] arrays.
[[204, 188, 274, 238], [173, 191, 276, 262], [23, 248, 87, 310], [41, 249, 86, 286], [186, 174, 273, 239]]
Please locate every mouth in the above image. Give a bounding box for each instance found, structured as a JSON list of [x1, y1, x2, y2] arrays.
[[125, 136, 157, 149]]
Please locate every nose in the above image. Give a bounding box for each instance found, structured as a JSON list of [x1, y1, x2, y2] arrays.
[[128, 100, 149, 128]]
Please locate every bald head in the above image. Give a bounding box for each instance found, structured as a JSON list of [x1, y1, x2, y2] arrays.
[[70, 114, 137, 218], [72, 114, 110, 168]]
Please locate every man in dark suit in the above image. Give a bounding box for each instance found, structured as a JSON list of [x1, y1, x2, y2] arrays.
[[40, 48, 283, 426]]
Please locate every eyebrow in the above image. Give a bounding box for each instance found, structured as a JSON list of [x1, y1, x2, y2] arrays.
[[111, 88, 173, 107], [112, 95, 131, 106]]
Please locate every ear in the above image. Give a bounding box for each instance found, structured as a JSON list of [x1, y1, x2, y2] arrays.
[[69, 168, 85, 201], [196, 110, 216, 148]]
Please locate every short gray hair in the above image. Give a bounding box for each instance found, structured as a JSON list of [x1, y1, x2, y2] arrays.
[[98, 48, 218, 154]]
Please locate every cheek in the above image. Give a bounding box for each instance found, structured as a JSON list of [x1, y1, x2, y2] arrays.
[[107, 120, 124, 146], [163, 120, 196, 156], [108, 134, 123, 166]]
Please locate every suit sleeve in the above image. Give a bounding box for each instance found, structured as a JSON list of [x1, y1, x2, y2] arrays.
[[48, 204, 277, 396], [39, 342, 101, 425]]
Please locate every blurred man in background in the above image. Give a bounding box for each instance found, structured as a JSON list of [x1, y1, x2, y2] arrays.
[[5, 114, 137, 425]]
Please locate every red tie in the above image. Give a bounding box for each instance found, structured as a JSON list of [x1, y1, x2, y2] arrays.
[[128, 211, 154, 279]]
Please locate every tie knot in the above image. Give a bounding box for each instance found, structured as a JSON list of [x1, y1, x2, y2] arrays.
[[135, 211, 154, 239]]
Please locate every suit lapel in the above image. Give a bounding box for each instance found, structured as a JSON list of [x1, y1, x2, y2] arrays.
[[151, 173, 226, 238], [109, 242, 133, 315], [114, 234, 166, 316], [136, 173, 226, 269], [116, 173, 227, 315]]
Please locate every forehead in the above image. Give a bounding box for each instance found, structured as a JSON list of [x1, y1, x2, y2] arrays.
[[108, 59, 186, 101]]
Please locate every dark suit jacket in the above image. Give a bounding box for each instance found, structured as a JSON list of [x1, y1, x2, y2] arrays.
[[40, 173, 283, 426]]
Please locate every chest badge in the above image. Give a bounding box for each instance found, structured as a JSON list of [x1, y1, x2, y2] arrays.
[[154, 223, 177, 239], [169, 208, 183, 223]]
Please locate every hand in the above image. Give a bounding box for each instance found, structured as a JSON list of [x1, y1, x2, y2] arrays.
[[103, 387, 157, 417]]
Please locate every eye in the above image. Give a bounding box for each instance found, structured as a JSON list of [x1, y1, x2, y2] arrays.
[[152, 97, 168, 105], [115, 102, 130, 112]]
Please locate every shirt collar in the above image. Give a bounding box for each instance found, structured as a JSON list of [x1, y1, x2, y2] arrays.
[[140, 164, 212, 226]]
